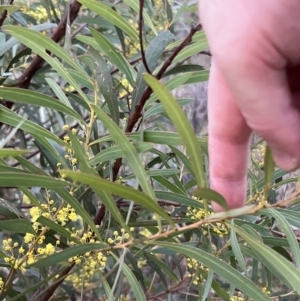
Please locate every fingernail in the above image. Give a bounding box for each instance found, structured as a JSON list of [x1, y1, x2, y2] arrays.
[[272, 150, 298, 171]]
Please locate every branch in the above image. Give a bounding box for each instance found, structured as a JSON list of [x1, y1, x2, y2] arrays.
[[0, 0, 13, 28], [2, 0, 82, 114], [139, 0, 151, 74], [17, 0, 82, 89], [147, 276, 190, 300], [113, 24, 202, 179], [40, 264, 74, 301]]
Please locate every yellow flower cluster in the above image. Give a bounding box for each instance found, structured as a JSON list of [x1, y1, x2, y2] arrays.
[[211, 222, 229, 238], [29, 199, 78, 229], [67, 250, 107, 288], [247, 191, 269, 208], [230, 296, 244, 301], [3, 239, 27, 272], [230, 291, 246, 300], [56, 204, 78, 226], [1, 191, 80, 277], [107, 228, 133, 245], [261, 286, 271, 295], [21, 4, 60, 23], [66, 228, 108, 288], [3, 232, 60, 271], [64, 85, 75, 92], [186, 197, 207, 220], [251, 142, 266, 167], [186, 197, 228, 237], [0, 277, 3, 293], [57, 125, 86, 179], [187, 206, 206, 220], [186, 258, 209, 285]]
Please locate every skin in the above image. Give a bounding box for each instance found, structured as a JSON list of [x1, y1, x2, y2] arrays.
[[198, 0, 300, 211]]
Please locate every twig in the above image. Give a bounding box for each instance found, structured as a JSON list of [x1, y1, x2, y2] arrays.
[[139, 0, 151, 74], [147, 276, 190, 300], [0, 0, 13, 28], [17, 0, 82, 89], [93, 202, 107, 226], [270, 228, 300, 243], [113, 24, 202, 180], [1, 0, 82, 115], [40, 264, 74, 301], [71, 22, 87, 38]]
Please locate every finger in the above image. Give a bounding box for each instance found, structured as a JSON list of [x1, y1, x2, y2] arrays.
[[208, 62, 252, 211], [217, 53, 300, 172]]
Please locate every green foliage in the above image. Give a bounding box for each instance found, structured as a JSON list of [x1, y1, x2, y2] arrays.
[[0, 0, 299, 300]]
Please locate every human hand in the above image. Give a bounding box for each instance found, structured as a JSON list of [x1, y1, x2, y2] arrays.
[[199, 0, 300, 211]]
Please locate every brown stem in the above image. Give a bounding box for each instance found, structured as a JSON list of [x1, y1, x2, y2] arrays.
[[40, 264, 74, 301], [113, 24, 202, 180], [17, 0, 82, 89], [139, 0, 151, 74], [2, 0, 82, 113], [0, 0, 13, 28], [93, 202, 107, 226]]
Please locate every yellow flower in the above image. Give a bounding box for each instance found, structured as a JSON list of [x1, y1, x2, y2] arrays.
[[27, 255, 35, 264], [23, 194, 31, 204], [75, 258, 81, 264], [45, 243, 55, 255], [24, 233, 35, 244], [68, 211, 78, 221], [71, 158, 77, 165], [29, 206, 41, 222]]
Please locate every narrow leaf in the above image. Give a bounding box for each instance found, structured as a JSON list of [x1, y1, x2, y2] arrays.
[[77, 0, 139, 42], [231, 224, 300, 293], [194, 187, 228, 210], [230, 220, 248, 276], [55, 188, 102, 242], [0, 172, 68, 189], [121, 263, 147, 301], [0, 105, 68, 148], [89, 49, 119, 124], [144, 74, 206, 188], [151, 242, 269, 301], [62, 170, 174, 225], [0, 149, 29, 157], [37, 216, 79, 243], [29, 243, 106, 268], [89, 29, 136, 86], [2, 25, 89, 79], [265, 208, 300, 270], [264, 146, 274, 199], [0, 219, 35, 234], [91, 104, 156, 201], [0, 87, 84, 123], [89, 142, 153, 165]]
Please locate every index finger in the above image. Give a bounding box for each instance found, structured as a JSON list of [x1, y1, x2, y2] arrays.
[[208, 62, 252, 211]]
